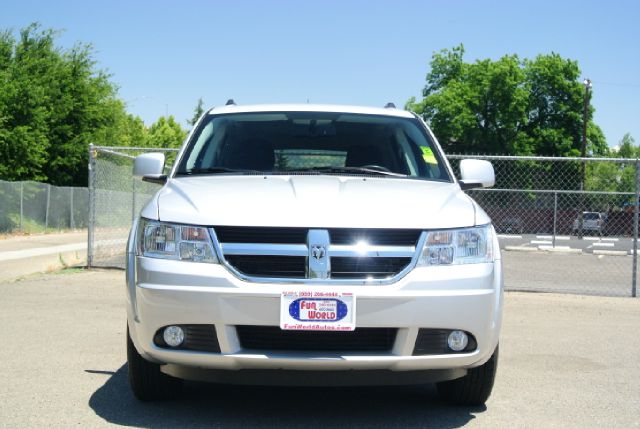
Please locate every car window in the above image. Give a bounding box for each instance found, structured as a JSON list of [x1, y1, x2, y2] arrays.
[[177, 111, 451, 182]]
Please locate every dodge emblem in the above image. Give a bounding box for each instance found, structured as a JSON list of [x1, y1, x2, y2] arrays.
[[311, 245, 326, 260]]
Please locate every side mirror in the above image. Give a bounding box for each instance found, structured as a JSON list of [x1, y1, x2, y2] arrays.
[[133, 153, 167, 185], [459, 159, 495, 190]]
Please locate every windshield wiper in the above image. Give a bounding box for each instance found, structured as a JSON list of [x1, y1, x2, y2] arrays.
[[287, 166, 407, 177], [176, 167, 265, 176]]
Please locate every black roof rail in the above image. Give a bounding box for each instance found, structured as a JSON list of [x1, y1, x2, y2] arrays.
[[384, 102, 396, 109], [225, 99, 236, 106]]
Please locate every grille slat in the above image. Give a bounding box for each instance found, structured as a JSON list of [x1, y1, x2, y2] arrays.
[[237, 326, 397, 352], [331, 257, 412, 279], [215, 226, 307, 244], [225, 255, 306, 278], [329, 228, 421, 246], [412, 329, 450, 355]]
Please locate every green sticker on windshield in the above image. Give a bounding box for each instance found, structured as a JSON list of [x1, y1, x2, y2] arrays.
[[421, 146, 437, 164]]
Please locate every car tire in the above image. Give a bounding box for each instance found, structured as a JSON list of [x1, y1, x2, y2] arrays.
[[127, 326, 183, 401], [436, 344, 498, 406]]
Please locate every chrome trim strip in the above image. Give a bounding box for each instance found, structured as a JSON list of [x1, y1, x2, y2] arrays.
[[209, 228, 427, 285], [221, 243, 308, 256], [329, 245, 415, 258], [220, 243, 415, 258]]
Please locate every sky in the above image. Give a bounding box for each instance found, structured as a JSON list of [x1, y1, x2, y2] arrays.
[[2, 0, 639, 148]]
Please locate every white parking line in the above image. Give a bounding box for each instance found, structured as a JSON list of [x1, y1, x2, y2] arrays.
[[497, 235, 522, 239], [531, 240, 552, 245], [583, 237, 600, 241], [536, 235, 552, 239], [538, 245, 582, 253], [555, 236, 570, 240], [602, 238, 619, 242], [592, 242, 615, 247]]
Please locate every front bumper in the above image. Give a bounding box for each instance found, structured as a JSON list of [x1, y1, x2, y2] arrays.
[[126, 254, 503, 378]]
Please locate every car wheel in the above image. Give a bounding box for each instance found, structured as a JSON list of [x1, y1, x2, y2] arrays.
[[436, 344, 498, 406], [127, 326, 183, 401]]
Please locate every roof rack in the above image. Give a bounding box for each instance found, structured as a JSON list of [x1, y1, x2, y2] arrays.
[[384, 102, 396, 109], [225, 99, 236, 106]]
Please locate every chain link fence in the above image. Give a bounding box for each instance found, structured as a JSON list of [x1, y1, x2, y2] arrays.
[[87, 146, 639, 297], [0, 180, 88, 233], [448, 154, 638, 297], [87, 145, 178, 267]]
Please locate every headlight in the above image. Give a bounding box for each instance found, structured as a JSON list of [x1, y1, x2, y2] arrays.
[[138, 219, 218, 263], [418, 225, 493, 266]]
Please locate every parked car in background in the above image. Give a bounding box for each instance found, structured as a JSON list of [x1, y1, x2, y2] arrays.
[[572, 211, 606, 235], [496, 216, 524, 234]]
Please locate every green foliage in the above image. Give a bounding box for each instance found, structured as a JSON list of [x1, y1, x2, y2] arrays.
[[0, 23, 180, 186], [0, 24, 126, 185], [147, 116, 187, 148], [188, 98, 205, 126], [585, 133, 637, 196], [409, 45, 607, 157]]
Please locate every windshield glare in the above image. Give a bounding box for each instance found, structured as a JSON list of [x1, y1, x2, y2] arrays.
[[177, 111, 451, 181]]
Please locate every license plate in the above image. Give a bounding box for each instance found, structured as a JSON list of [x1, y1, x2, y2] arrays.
[[280, 291, 356, 331]]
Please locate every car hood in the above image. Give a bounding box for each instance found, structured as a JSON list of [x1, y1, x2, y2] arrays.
[[143, 175, 488, 229]]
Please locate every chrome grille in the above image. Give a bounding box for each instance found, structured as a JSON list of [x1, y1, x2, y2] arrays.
[[213, 227, 424, 283]]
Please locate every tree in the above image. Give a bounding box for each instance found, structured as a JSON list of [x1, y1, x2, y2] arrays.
[[0, 23, 160, 185], [586, 133, 636, 195], [188, 98, 205, 126], [147, 116, 187, 148], [0, 23, 139, 186], [408, 45, 607, 157]]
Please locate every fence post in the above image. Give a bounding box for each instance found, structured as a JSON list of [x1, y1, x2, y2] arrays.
[[552, 191, 558, 248], [87, 144, 96, 268], [632, 159, 639, 298], [19, 181, 24, 232], [45, 184, 51, 232], [70, 187, 75, 229]]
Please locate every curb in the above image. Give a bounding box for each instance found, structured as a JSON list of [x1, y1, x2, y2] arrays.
[[504, 246, 582, 254], [0, 250, 87, 282]]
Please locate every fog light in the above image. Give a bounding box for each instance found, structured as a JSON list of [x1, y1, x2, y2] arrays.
[[447, 330, 468, 351], [163, 326, 184, 347]]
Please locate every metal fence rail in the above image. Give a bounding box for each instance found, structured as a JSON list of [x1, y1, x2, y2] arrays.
[[86, 146, 639, 297]]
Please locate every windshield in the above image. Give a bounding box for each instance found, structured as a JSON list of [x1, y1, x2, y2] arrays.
[[176, 111, 451, 181]]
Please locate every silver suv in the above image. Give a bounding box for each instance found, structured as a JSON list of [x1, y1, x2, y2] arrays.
[[126, 104, 502, 405]]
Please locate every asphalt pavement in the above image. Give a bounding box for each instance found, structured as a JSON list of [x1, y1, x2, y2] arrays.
[[0, 270, 638, 428]]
